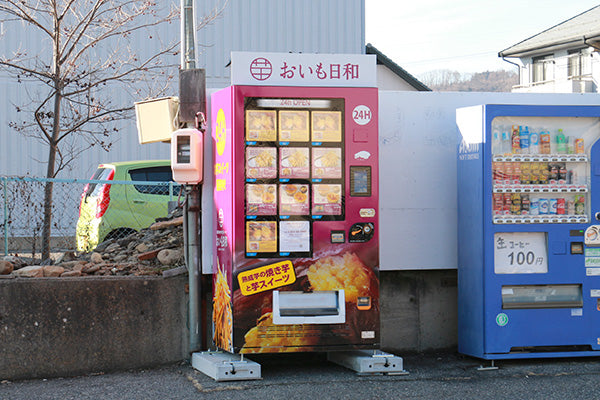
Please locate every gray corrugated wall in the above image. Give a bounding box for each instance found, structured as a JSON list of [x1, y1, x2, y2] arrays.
[[197, 0, 365, 88], [1, 0, 364, 178]]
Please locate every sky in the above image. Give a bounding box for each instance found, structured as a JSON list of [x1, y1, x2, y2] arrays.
[[365, 0, 600, 77]]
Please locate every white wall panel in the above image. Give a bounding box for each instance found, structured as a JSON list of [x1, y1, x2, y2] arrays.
[[379, 91, 600, 271]]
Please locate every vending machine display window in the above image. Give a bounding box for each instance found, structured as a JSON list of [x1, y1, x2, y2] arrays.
[[490, 116, 596, 224], [243, 97, 346, 258]]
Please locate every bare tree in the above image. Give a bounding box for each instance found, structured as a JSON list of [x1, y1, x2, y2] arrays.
[[0, 0, 226, 260]]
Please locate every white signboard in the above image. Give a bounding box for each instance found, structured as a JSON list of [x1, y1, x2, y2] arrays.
[[279, 221, 310, 253], [494, 232, 548, 274], [231, 52, 376, 87]]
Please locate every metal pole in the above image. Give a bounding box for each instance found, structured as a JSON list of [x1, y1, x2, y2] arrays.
[[181, 0, 197, 69], [186, 185, 201, 352], [2, 178, 8, 256]]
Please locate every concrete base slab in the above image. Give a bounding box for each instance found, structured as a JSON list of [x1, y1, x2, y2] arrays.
[[191, 351, 261, 381], [328, 350, 408, 376]]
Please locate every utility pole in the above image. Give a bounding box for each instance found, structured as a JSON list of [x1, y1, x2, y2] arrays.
[[180, 0, 202, 353]]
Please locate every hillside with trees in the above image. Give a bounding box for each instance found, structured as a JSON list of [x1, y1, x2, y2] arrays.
[[420, 69, 519, 92]]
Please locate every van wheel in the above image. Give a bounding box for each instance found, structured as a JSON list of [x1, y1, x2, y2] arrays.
[[105, 228, 137, 241]]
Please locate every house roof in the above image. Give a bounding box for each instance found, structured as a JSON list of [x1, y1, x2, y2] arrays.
[[499, 5, 600, 58], [366, 43, 430, 91]]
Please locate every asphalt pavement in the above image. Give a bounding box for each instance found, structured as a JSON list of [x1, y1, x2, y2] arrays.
[[2, 351, 600, 400]]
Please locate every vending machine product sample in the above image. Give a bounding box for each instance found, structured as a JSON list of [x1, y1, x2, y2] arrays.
[[457, 104, 600, 360], [212, 85, 379, 354]]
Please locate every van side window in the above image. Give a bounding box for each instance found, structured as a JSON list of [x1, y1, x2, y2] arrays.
[[129, 166, 175, 195]]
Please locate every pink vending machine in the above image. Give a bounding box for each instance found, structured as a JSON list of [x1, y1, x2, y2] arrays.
[[211, 52, 379, 354]]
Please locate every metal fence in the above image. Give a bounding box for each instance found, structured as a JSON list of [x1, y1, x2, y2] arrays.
[[1, 177, 180, 259]]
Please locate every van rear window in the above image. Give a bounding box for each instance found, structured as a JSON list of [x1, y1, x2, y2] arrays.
[[88, 168, 114, 196]]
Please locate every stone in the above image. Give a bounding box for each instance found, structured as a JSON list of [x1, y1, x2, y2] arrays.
[[59, 261, 81, 268], [43, 266, 65, 277], [135, 243, 149, 253], [150, 216, 184, 230], [61, 270, 82, 277], [73, 262, 86, 272], [90, 252, 103, 263], [13, 266, 44, 278], [55, 251, 76, 264], [157, 249, 183, 266], [82, 264, 100, 274], [0, 260, 13, 275], [137, 249, 162, 261], [105, 243, 121, 253], [2, 256, 25, 270]]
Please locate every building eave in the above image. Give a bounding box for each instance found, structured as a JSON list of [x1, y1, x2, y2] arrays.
[[366, 43, 431, 91]]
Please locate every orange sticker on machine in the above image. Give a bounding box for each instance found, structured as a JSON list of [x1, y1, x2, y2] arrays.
[[238, 260, 296, 296]]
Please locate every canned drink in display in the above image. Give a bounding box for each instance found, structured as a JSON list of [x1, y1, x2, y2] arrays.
[[530, 162, 540, 184], [511, 193, 521, 215], [493, 193, 503, 215], [530, 197, 540, 215], [557, 198, 565, 215], [520, 162, 531, 184], [504, 162, 513, 185], [549, 164, 558, 184], [493, 162, 504, 184], [538, 162, 549, 185], [503, 194, 512, 215], [549, 198, 558, 214], [512, 163, 521, 184], [558, 164, 567, 184], [539, 198, 549, 215], [567, 200, 575, 215], [521, 194, 530, 215]]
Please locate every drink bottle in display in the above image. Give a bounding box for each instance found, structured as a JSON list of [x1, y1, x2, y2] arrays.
[[540, 132, 551, 154], [519, 126, 530, 154], [549, 198, 558, 214], [530, 197, 539, 215], [557, 198, 565, 215], [539, 198, 549, 215], [511, 125, 520, 154], [575, 195, 585, 215], [567, 200, 575, 215], [529, 129, 540, 154], [556, 129, 567, 153], [575, 138, 585, 154]]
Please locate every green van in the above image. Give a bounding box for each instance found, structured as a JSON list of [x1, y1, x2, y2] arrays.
[[76, 160, 179, 252]]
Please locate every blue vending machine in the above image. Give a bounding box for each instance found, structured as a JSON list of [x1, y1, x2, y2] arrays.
[[457, 104, 600, 360]]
